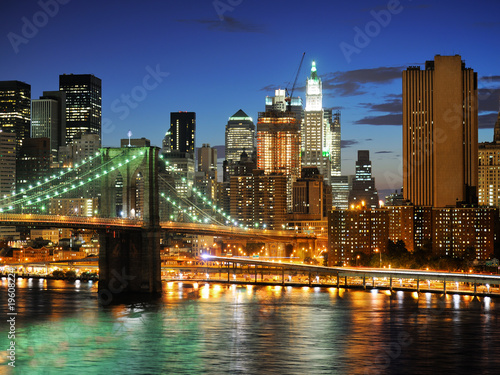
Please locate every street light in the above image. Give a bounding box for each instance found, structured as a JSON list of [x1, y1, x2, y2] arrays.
[[374, 248, 381, 268]]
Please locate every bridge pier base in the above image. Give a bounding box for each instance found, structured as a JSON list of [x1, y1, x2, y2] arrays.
[[98, 226, 162, 304]]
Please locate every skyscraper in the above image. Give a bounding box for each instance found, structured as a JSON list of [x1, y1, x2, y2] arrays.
[[301, 62, 340, 183], [478, 109, 500, 207], [265, 89, 303, 123], [0, 131, 16, 196], [403, 55, 478, 207], [225, 109, 255, 164], [31, 91, 66, 162], [257, 111, 301, 211], [16, 138, 51, 193], [59, 74, 101, 144], [348, 150, 379, 209], [0, 80, 31, 152], [166, 112, 196, 155]]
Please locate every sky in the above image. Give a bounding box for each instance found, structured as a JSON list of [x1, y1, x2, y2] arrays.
[[1, 0, 500, 197]]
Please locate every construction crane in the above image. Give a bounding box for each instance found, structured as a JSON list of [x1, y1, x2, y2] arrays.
[[285, 52, 306, 112]]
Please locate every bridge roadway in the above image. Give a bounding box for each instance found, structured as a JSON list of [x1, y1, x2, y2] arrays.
[[0, 213, 322, 240], [200, 255, 500, 294]]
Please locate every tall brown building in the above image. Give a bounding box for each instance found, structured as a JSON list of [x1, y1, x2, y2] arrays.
[[403, 55, 478, 207]]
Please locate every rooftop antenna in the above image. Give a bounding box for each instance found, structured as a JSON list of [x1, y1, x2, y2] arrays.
[[127, 130, 132, 147]]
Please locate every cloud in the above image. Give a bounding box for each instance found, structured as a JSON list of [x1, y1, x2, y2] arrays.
[[360, 96, 402, 113], [321, 67, 403, 96], [478, 88, 500, 112], [479, 75, 500, 83], [341, 139, 359, 148], [177, 16, 265, 33], [479, 112, 499, 129], [260, 84, 278, 93], [355, 113, 402, 126], [355, 94, 402, 126], [261, 66, 402, 97]]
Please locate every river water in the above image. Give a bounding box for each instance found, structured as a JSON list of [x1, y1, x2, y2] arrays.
[[1, 278, 499, 374]]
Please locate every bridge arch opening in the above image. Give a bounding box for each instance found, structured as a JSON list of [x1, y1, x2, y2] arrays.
[[114, 172, 123, 217], [130, 170, 144, 219]]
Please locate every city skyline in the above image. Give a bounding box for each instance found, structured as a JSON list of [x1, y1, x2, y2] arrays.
[[1, 0, 500, 194]]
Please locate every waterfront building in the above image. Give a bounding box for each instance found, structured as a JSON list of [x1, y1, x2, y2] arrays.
[[59, 74, 101, 144], [230, 169, 287, 230], [403, 55, 478, 207], [328, 205, 497, 265]]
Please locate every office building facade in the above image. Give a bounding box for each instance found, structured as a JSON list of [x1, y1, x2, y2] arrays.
[[403, 55, 478, 207], [225, 109, 255, 164], [167, 112, 196, 155], [478, 110, 500, 207], [59, 74, 101, 144], [31, 91, 66, 162], [348, 150, 379, 209], [257, 111, 301, 211], [0, 80, 31, 152], [301, 61, 340, 183]]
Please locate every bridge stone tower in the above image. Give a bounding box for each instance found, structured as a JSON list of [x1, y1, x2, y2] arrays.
[[98, 146, 162, 301]]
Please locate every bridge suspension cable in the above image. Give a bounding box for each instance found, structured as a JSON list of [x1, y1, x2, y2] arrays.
[[158, 156, 238, 226], [0, 151, 133, 213], [0, 151, 103, 204]]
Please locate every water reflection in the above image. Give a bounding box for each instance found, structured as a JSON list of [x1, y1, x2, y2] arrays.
[[0, 280, 499, 374]]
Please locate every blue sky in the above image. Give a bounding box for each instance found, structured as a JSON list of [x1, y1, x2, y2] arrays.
[[1, 0, 499, 195]]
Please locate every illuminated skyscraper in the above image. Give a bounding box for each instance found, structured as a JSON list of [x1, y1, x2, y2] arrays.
[[403, 55, 478, 207], [31, 91, 66, 162], [302, 62, 340, 184], [478, 109, 500, 207], [59, 74, 101, 144], [0, 80, 31, 152], [257, 111, 301, 211], [348, 150, 379, 209], [225, 109, 255, 163], [167, 112, 196, 155], [0, 131, 16, 196], [265, 89, 303, 123]]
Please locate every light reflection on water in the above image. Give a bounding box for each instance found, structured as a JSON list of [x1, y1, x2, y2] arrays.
[[0, 279, 499, 374]]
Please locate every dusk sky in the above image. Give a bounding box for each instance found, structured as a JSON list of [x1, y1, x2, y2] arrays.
[[1, 0, 500, 195]]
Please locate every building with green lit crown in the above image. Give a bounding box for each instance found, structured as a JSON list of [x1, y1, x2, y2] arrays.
[[302, 61, 340, 185]]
